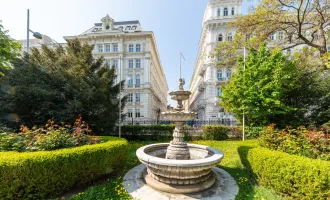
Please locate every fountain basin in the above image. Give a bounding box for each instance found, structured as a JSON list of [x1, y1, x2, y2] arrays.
[[136, 143, 224, 193], [161, 111, 195, 121], [169, 90, 191, 101]]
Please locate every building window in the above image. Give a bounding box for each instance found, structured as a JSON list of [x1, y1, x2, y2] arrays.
[[97, 45, 103, 53], [217, 87, 222, 97], [113, 60, 118, 68], [113, 44, 118, 52], [224, 8, 228, 16], [105, 44, 111, 52], [136, 44, 141, 52], [136, 75, 141, 86], [128, 60, 134, 68], [114, 76, 118, 84], [118, 26, 123, 31], [129, 44, 134, 52], [232, 7, 235, 15], [227, 32, 232, 41], [135, 109, 141, 118], [217, 8, 221, 16], [105, 59, 111, 66], [125, 26, 131, 30], [226, 69, 232, 78], [136, 59, 141, 68], [128, 93, 133, 102], [135, 93, 141, 102], [278, 32, 284, 40], [217, 70, 223, 81], [270, 33, 275, 41], [128, 75, 133, 86], [128, 109, 133, 118], [218, 34, 223, 42], [132, 26, 137, 30]]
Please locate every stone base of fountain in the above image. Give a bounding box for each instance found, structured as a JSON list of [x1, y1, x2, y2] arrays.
[[123, 164, 238, 200]]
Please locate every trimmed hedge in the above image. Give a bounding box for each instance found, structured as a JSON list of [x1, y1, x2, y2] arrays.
[[201, 125, 242, 140], [238, 143, 330, 199], [0, 137, 128, 200]]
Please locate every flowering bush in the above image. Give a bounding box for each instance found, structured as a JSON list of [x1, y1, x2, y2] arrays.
[[0, 115, 101, 152], [259, 124, 330, 160]]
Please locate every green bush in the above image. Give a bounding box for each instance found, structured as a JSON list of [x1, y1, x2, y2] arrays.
[[0, 137, 128, 199], [238, 143, 330, 199], [259, 124, 330, 160], [114, 125, 175, 141], [245, 126, 263, 138], [201, 125, 230, 140]]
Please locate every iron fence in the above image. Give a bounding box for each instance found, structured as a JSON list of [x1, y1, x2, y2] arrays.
[[121, 119, 239, 127]]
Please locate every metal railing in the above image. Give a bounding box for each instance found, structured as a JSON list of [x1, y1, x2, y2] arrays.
[[121, 119, 239, 126]]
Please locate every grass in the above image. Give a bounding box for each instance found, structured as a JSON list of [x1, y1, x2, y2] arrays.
[[64, 139, 283, 200]]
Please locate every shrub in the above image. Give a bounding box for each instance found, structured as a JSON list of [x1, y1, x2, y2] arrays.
[[259, 124, 330, 160], [201, 125, 230, 140], [245, 126, 263, 138], [0, 137, 128, 199], [238, 144, 330, 199], [0, 116, 101, 152]]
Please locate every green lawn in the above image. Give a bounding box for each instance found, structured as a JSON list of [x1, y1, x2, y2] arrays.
[[66, 140, 283, 200]]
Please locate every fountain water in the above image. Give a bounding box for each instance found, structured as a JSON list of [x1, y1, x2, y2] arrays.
[[123, 78, 238, 199]]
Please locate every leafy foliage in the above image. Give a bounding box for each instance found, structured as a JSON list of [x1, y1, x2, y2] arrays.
[[259, 124, 330, 160], [0, 137, 128, 199], [238, 144, 330, 199], [0, 39, 125, 133], [0, 116, 100, 152], [220, 45, 330, 127], [0, 23, 21, 77]]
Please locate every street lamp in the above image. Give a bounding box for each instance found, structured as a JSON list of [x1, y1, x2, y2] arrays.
[[27, 9, 43, 54]]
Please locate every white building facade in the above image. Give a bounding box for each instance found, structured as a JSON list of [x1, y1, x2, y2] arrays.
[[64, 15, 168, 121], [187, 0, 242, 121]]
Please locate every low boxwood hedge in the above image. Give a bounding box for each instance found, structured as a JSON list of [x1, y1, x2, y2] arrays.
[[238, 143, 330, 199], [0, 137, 128, 200]]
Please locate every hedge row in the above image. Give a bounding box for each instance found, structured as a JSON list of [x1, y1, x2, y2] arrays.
[[114, 125, 175, 141], [0, 137, 128, 200], [238, 143, 330, 199], [201, 125, 241, 140]]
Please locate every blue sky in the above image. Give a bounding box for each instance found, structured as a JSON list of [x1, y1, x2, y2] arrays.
[[0, 0, 253, 105]]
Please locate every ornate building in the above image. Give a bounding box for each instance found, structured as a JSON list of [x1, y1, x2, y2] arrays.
[[187, 0, 242, 121], [64, 15, 168, 121]]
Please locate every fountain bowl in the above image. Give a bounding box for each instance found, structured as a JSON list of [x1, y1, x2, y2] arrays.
[[161, 111, 195, 122], [169, 90, 191, 101], [136, 143, 224, 194]]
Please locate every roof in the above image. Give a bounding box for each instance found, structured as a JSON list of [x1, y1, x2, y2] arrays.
[[94, 20, 140, 26]]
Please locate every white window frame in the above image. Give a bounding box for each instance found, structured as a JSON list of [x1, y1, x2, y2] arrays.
[[129, 44, 134, 52], [113, 60, 118, 68], [136, 44, 141, 52], [128, 75, 133, 85], [231, 7, 235, 15], [105, 59, 111, 66], [218, 34, 223, 42], [224, 8, 228, 16], [135, 109, 141, 118], [136, 59, 141, 68], [97, 45, 103, 53], [227, 33, 233, 41], [136, 75, 141, 85], [113, 44, 118, 52], [128, 93, 133, 102], [105, 44, 111, 52], [128, 59, 134, 68], [135, 93, 141, 102], [217, 8, 221, 16], [128, 109, 133, 118], [217, 70, 223, 81]]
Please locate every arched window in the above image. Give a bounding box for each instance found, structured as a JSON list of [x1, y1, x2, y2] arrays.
[[227, 32, 233, 41], [224, 8, 228, 16], [128, 75, 133, 86], [217, 8, 221, 16], [218, 34, 223, 42], [232, 7, 235, 15]]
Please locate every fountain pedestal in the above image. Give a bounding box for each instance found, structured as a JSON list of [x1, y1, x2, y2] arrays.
[[166, 122, 190, 160]]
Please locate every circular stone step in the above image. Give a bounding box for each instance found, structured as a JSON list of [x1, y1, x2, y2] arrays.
[[123, 164, 238, 200]]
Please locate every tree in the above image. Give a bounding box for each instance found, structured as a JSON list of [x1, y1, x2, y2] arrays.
[[220, 44, 330, 127], [0, 23, 21, 77], [0, 39, 126, 133], [214, 0, 330, 69]]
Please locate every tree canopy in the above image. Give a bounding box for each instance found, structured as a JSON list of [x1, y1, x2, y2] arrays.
[[0, 39, 125, 133], [0, 23, 21, 77], [220, 44, 330, 127]]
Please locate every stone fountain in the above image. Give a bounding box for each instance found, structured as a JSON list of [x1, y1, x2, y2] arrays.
[[123, 78, 238, 199]]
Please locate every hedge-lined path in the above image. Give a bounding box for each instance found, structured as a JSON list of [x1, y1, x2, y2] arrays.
[[66, 139, 283, 200]]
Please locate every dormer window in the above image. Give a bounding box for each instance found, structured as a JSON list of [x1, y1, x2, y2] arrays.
[[118, 26, 123, 31], [217, 8, 221, 16], [224, 8, 228, 16], [132, 26, 137, 30], [232, 7, 235, 15], [125, 26, 131, 30], [218, 34, 223, 42]]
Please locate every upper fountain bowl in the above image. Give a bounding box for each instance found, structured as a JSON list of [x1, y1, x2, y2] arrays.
[[169, 90, 191, 101]]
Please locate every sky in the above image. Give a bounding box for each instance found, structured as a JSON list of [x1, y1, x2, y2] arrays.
[[0, 0, 253, 106]]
